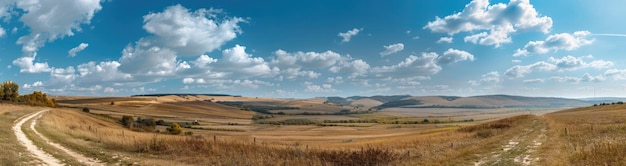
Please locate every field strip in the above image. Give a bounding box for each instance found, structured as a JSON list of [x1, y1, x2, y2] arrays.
[[31, 111, 104, 165], [13, 110, 63, 166]]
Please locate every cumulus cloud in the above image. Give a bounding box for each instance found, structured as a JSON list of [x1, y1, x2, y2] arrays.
[[104, 87, 119, 93], [468, 71, 500, 86], [505, 61, 556, 78], [326, 76, 344, 84], [604, 69, 626, 80], [76, 61, 132, 84], [12, 55, 52, 73], [329, 59, 370, 77], [547, 55, 612, 71], [338, 28, 362, 43], [304, 81, 337, 93], [425, 0, 553, 47], [513, 31, 594, 56], [0, 27, 5, 37], [371, 52, 442, 77], [272, 49, 342, 69], [23, 81, 43, 89], [68, 43, 89, 57], [505, 55, 612, 78], [142, 5, 245, 56], [379, 43, 404, 56], [436, 37, 453, 44], [118, 44, 180, 76], [116, 4, 246, 80], [15, 0, 102, 56], [216, 45, 278, 78], [436, 48, 475, 65], [281, 68, 320, 80]]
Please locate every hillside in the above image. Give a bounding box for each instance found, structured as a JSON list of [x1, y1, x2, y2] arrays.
[[375, 95, 594, 109]]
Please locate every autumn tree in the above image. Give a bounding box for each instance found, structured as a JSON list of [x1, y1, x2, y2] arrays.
[[1, 81, 19, 101], [167, 123, 183, 135]]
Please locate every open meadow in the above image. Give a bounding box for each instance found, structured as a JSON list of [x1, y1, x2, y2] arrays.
[[1, 94, 625, 165]]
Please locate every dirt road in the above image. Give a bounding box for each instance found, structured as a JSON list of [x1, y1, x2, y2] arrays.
[[13, 109, 102, 166], [474, 116, 547, 166]]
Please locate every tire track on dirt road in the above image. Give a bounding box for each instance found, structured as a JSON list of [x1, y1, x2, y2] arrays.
[[13, 110, 63, 166], [14, 109, 103, 166]]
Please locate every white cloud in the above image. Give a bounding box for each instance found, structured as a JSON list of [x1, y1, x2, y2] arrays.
[[604, 69, 626, 80], [0, 27, 5, 37], [48, 66, 78, 86], [23, 81, 43, 89], [371, 52, 442, 77], [523, 78, 544, 84], [281, 68, 320, 80], [217, 45, 279, 78], [15, 0, 102, 56], [505, 61, 556, 78], [468, 71, 500, 86], [512, 59, 522, 63], [548, 55, 613, 71], [436, 48, 475, 65], [182, 78, 195, 84], [436, 37, 453, 44], [142, 5, 246, 56], [338, 28, 362, 43], [12, 55, 52, 73], [513, 31, 594, 56], [425, 0, 553, 47], [329, 59, 370, 77], [326, 76, 344, 84], [379, 43, 404, 56], [77, 61, 132, 84], [118, 44, 179, 76], [104, 87, 119, 93], [505, 56, 613, 78], [68, 43, 89, 57], [115, 4, 246, 81], [550, 73, 604, 83], [304, 81, 337, 93], [271, 49, 343, 69]]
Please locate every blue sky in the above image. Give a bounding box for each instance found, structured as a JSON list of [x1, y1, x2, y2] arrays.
[[1, 0, 626, 98]]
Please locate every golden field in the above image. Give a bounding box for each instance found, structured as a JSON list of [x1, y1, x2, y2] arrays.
[[2, 95, 626, 165]]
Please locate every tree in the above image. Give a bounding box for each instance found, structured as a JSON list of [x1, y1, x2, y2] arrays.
[[167, 123, 183, 135], [1, 81, 19, 101], [120, 116, 134, 128]]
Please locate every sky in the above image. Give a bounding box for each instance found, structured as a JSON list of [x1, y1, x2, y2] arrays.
[[1, 0, 626, 98]]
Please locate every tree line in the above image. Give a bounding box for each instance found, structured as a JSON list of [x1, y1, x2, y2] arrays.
[[0, 81, 56, 107]]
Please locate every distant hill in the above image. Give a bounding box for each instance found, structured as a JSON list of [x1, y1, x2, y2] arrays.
[[374, 95, 593, 109], [131, 93, 234, 97]]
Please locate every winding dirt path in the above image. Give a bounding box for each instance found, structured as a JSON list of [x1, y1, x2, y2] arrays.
[[14, 110, 103, 166], [13, 110, 63, 166], [474, 116, 547, 166]]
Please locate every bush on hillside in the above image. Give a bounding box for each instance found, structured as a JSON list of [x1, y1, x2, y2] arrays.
[[167, 123, 183, 135]]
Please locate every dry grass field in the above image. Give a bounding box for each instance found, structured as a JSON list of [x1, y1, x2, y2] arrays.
[[538, 104, 626, 165], [0, 104, 38, 165], [4, 95, 626, 165]]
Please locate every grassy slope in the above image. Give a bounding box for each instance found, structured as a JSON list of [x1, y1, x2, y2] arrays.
[[539, 104, 626, 165], [0, 104, 38, 165]]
